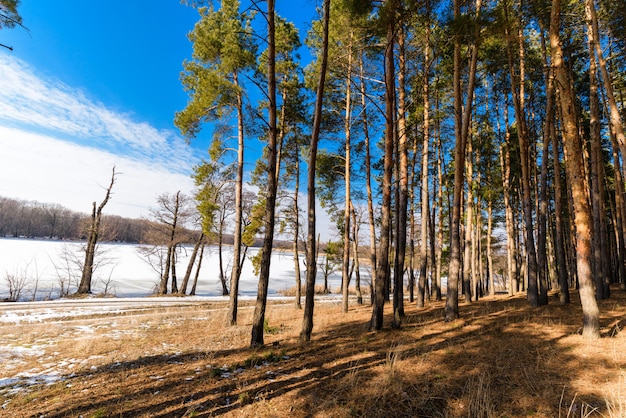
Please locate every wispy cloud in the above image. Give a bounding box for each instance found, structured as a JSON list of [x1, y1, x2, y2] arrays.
[[0, 126, 196, 218], [0, 54, 196, 174]]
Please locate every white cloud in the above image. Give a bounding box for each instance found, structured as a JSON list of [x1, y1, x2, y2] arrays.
[[0, 54, 196, 173], [0, 54, 201, 218], [0, 54, 338, 240], [0, 126, 196, 218]]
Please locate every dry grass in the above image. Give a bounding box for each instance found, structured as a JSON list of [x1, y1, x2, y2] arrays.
[[1, 288, 626, 417]]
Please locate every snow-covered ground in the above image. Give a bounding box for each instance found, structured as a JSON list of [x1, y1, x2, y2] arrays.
[[0, 237, 361, 400], [0, 237, 350, 301]]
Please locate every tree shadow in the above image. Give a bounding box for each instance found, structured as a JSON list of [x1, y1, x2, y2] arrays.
[[21, 289, 626, 417]]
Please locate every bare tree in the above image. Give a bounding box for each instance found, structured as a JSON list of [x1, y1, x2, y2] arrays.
[[76, 167, 116, 294], [4, 270, 28, 301], [150, 191, 194, 295]]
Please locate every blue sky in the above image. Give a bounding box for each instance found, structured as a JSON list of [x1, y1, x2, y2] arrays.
[[0, 0, 320, 224]]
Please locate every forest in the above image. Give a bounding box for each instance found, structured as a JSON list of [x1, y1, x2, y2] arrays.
[[4, 0, 626, 342], [3, 0, 626, 415], [169, 0, 626, 347]]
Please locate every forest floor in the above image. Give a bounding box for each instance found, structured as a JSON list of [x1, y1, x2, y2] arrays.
[[1, 287, 626, 417]]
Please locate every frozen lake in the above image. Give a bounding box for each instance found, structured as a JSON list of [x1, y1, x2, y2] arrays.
[[0, 238, 349, 301]]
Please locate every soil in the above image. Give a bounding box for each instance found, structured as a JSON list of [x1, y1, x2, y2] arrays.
[[1, 287, 625, 417]]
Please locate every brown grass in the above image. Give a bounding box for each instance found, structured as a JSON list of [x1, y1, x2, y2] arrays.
[[1, 288, 626, 417]]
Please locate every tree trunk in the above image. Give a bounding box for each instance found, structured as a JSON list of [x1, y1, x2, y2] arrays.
[[434, 126, 444, 301], [550, 0, 600, 338], [487, 198, 495, 295], [358, 51, 377, 303], [417, 22, 431, 309], [159, 190, 180, 295], [393, 23, 408, 327], [372, 0, 395, 330], [445, 0, 480, 320], [586, 0, 611, 299], [251, 0, 278, 347], [342, 31, 353, 314], [610, 133, 626, 289], [218, 223, 228, 296], [463, 138, 474, 302], [227, 76, 245, 325], [293, 137, 302, 310], [504, 4, 539, 306], [473, 166, 482, 299], [170, 249, 178, 294], [537, 26, 554, 306], [180, 233, 204, 295], [78, 167, 115, 294], [300, 0, 330, 343], [446, 0, 467, 321], [189, 242, 205, 296], [351, 204, 363, 305]]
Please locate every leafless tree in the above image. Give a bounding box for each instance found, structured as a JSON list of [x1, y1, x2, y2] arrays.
[[149, 191, 195, 295], [77, 167, 117, 294]]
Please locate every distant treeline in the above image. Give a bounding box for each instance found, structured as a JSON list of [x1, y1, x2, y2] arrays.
[[0, 196, 150, 242], [0, 196, 278, 247]]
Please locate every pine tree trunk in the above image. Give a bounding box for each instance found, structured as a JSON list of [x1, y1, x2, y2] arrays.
[[463, 139, 474, 302], [359, 51, 377, 303], [300, 0, 330, 343], [227, 79, 245, 325], [218, 224, 228, 296], [586, 0, 611, 299], [351, 204, 363, 304], [537, 26, 554, 306], [417, 23, 430, 309], [372, 0, 395, 330], [504, 5, 539, 306], [293, 140, 302, 310], [434, 129, 444, 301], [610, 135, 626, 289], [342, 32, 353, 314], [251, 0, 278, 347], [393, 23, 408, 326], [550, 0, 600, 338]]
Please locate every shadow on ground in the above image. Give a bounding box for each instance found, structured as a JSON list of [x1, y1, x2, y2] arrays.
[[9, 287, 626, 417]]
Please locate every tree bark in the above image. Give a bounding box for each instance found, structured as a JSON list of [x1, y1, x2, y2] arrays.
[[293, 137, 302, 310], [504, 3, 540, 306], [78, 167, 115, 294], [610, 132, 626, 289], [159, 191, 180, 295], [550, 0, 600, 338], [227, 75, 245, 325], [351, 204, 363, 304], [300, 0, 330, 343], [251, 0, 278, 347], [393, 22, 408, 326], [417, 21, 431, 309], [189, 242, 205, 296], [342, 31, 353, 314], [463, 138, 474, 302], [586, 0, 611, 299], [359, 51, 377, 304], [371, 0, 395, 330], [180, 233, 204, 295]]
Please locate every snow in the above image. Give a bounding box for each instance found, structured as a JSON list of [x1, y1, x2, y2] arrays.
[[0, 237, 347, 300], [0, 237, 356, 399]]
